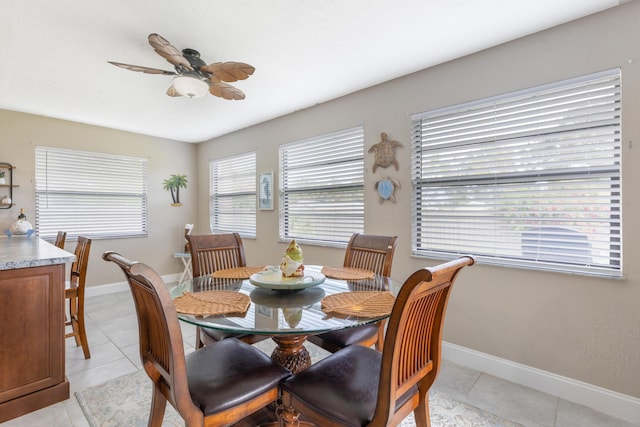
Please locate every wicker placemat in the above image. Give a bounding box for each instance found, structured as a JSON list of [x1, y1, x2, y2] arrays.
[[321, 266, 375, 280], [212, 266, 266, 279], [174, 290, 250, 317], [321, 291, 395, 318]]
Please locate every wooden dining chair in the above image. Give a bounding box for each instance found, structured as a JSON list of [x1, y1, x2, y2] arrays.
[[103, 251, 291, 427], [65, 236, 92, 359], [187, 233, 268, 348], [54, 231, 67, 249], [279, 256, 475, 427], [307, 233, 397, 353]]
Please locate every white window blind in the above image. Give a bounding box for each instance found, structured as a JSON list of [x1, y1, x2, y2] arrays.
[[35, 146, 148, 240], [280, 126, 364, 246], [411, 68, 622, 277], [209, 152, 256, 237]]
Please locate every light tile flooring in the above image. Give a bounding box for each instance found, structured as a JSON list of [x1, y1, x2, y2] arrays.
[[2, 290, 635, 427]]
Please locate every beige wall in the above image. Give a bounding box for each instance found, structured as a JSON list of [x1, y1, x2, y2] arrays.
[[196, 2, 640, 398], [0, 111, 197, 284]]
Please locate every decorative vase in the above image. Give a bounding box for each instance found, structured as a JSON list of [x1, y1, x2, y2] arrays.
[[10, 219, 33, 235]]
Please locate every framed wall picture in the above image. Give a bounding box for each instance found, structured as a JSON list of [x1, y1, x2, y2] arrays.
[[258, 172, 274, 210]]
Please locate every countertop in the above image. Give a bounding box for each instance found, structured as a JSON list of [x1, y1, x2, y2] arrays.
[[0, 236, 75, 270]]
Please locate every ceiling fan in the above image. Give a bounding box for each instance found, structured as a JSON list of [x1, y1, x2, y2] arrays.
[[108, 33, 255, 100]]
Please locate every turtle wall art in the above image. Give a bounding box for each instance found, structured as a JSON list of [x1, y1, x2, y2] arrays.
[[375, 176, 400, 203], [369, 132, 403, 204], [368, 132, 403, 173]]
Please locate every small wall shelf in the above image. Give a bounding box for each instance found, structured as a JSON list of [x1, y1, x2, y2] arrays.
[[0, 162, 18, 209]]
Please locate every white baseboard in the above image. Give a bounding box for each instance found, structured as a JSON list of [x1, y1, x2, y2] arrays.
[[84, 281, 639, 424], [442, 341, 640, 424], [85, 273, 181, 298]]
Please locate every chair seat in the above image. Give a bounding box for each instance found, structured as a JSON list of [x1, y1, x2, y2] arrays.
[[280, 344, 417, 426], [187, 338, 291, 416], [310, 323, 379, 348]]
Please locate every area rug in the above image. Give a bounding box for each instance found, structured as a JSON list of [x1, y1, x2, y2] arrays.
[[76, 369, 522, 427]]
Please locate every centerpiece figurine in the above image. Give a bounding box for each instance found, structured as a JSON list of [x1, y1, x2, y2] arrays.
[[280, 240, 304, 277]]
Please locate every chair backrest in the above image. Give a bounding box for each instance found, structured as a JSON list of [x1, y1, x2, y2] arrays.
[[102, 251, 198, 417], [373, 256, 474, 425], [55, 231, 67, 249], [70, 237, 92, 293], [187, 233, 246, 278], [343, 233, 398, 276]]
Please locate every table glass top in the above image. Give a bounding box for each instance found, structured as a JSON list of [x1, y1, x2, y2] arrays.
[[169, 265, 401, 336]]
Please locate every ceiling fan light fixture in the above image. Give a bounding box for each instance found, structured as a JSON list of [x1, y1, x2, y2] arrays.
[[109, 34, 253, 100], [172, 75, 209, 98]]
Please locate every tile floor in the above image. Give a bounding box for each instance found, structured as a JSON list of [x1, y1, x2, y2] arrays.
[[1, 289, 636, 427]]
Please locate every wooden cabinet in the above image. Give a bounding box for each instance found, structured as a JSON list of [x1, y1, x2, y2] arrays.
[[0, 263, 69, 422]]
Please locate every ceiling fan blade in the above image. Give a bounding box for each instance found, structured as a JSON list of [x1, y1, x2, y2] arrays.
[[148, 33, 193, 71], [166, 85, 182, 97], [108, 61, 177, 75], [201, 62, 255, 82], [208, 82, 246, 100]]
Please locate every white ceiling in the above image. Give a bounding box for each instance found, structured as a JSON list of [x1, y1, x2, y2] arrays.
[[1, 0, 621, 143]]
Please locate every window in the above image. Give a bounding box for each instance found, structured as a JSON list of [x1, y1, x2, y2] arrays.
[[280, 126, 364, 246], [411, 69, 621, 277], [209, 152, 256, 237], [35, 146, 148, 240]]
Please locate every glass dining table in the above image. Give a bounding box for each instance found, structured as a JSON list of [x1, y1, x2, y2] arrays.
[[169, 265, 401, 373]]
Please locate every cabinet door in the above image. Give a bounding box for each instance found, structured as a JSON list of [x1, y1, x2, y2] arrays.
[[0, 264, 65, 402]]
